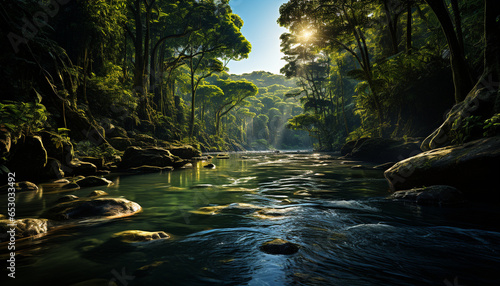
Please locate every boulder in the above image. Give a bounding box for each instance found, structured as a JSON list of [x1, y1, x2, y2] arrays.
[[388, 185, 464, 205], [88, 190, 108, 197], [129, 165, 174, 173], [119, 146, 176, 169], [349, 137, 422, 163], [0, 218, 49, 242], [385, 136, 500, 198], [107, 137, 134, 151], [76, 176, 113, 187], [105, 124, 128, 138], [6, 135, 47, 177], [43, 158, 65, 180], [61, 182, 80, 190], [66, 159, 98, 176], [111, 230, 169, 244], [260, 238, 300, 255], [56, 195, 80, 204], [43, 197, 141, 220], [169, 145, 201, 159], [80, 156, 104, 169], [0, 181, 38, 193]]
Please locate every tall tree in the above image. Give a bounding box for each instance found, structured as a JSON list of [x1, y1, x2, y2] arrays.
[[424, 0, 473, 103]]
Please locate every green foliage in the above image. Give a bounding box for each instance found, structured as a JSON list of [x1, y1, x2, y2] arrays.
[[87, 63, 137, 116], [74, 141, 120, 161], [483, 113, 500, 137], [0, 101, 48, 136], [450, 115, 483, 145]]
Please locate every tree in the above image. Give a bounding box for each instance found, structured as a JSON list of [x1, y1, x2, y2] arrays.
[[279, 0, 385, 136], [213, 80, 258, 135], [176, 0, 251, 137], [423, 0, 474, 103]]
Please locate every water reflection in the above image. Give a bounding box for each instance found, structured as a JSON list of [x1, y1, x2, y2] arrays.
[[2, 152, 500, 285]]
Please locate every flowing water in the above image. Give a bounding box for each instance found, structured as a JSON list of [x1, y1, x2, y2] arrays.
[[2, 152, 500, 285]]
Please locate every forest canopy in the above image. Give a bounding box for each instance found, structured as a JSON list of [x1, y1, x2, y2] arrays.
[[0, 0, 499, 157], [0, 0, 309, 156]]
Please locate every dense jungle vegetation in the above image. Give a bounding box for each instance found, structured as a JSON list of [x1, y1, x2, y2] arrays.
[[0, 0, 499, 157]]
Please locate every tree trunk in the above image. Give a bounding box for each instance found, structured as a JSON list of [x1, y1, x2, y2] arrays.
[[189, 56, 196, 137], [406, 3, 412, 55], [450, 0, 465, 55], [382, 0, 399, 55], [425, 0, 473, 103]]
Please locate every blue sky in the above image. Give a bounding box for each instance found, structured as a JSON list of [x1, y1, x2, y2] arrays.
[[226, 0, 289, 75]]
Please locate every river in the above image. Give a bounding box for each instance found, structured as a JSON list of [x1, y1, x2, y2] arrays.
[[3, 152, 500, 285]]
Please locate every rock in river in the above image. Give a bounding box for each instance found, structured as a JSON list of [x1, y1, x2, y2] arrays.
[[76, 176, 113, 187], [384, 136, 500, 199], [260, 238, 300, 255], [388, 185, 464, 205], [119, 146, 177, 169], [0, 218, 49, 242], [169, 145, 202, 159], [0, 181, 38, 193], [43, 197, 142, 220], [112, 230, 170, 243]]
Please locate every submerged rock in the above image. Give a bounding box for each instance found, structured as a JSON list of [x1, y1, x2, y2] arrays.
[[112, 230, 169, 244], [76, 176, 113, 187], [384, 136, 500, 198], [388, 185, 464, 205], [260, 238, 300, 255], [0, 218, 49, 242], [43, 197, 141, 220]]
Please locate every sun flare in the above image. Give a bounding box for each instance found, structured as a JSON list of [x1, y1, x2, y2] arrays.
[[300, 29, 314, 42]]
